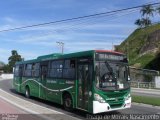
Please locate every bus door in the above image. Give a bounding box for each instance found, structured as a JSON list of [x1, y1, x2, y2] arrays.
[[77, 59, 92, 110], [40, 63, 48, 99]]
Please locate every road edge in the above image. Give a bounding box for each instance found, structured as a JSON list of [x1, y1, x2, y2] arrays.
[[132, 102, 160, 110]]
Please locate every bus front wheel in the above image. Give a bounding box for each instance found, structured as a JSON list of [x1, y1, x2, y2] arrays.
[[63, 93, 73, 111], [25, 86, 30, 98]]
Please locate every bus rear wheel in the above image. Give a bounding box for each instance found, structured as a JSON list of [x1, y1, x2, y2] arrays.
[[63, 93, 73, 111], [25, 87, 30, 98]]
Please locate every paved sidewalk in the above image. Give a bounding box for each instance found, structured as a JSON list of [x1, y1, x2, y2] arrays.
[[0, 89, 80, 120], [0, 97, 45, 120], [0, 97, 25, 114]]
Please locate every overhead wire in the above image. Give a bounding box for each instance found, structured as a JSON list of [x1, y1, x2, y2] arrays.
[[1, 1, 160, 47], [0, 2, 159, 33], [11, 8, 140, 43]]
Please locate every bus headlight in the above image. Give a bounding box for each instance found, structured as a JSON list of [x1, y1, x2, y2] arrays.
[[125, 93, 131, 101], [94, 93, 105, 103]]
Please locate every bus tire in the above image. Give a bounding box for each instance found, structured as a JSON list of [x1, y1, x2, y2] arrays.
[[25, 86, 30, 98], [63, 93, 73, 111]]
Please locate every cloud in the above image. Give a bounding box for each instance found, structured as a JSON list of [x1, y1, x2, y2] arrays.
[[65, 44, 113, 53], [0, 48, 11, 63], [1, 18, 132, 45], [0, 14, 136, 32], [1, 0, 160, 63], [3, 31, 125, 48], [19, 51, 42, 60], [3, 17, 15, 23], [0, 10, 140, 63]]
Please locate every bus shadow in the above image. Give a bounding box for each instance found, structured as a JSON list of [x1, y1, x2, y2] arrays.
[[9, 88, 121, 119]]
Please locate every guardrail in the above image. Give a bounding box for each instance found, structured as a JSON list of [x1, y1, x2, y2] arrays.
[[130, 81, 155, 89]]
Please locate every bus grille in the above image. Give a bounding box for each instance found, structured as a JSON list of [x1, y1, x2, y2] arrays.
[[105, 92, 127, 98], [110, 103, 123, 108]]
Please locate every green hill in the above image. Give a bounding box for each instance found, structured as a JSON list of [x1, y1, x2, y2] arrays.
[[116, 23, 160, 71]]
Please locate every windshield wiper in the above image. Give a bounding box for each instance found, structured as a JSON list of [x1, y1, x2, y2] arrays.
[[105, 60, 113, 73], [105, 61, 118, 90]]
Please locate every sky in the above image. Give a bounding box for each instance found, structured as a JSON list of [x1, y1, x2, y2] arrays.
[[0, 0, 160, 63]]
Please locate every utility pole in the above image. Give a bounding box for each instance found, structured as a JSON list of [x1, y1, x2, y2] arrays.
[[127, 40, 129, 61], [56, 41, 64, 54]]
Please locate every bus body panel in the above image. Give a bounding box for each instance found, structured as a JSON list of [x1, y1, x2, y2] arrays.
[[13, 50, 131, 114]]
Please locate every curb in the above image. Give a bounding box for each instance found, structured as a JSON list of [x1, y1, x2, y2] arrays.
[[132, 102, 160, 109]]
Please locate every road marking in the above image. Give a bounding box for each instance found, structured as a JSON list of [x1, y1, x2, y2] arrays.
[[0, 89, 81, 120]]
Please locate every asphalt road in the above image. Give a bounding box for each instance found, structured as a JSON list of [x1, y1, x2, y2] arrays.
[[0, 79, 160, 120]]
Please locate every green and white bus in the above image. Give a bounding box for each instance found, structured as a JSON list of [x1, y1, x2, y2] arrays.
[[13, 50, 131, 114]]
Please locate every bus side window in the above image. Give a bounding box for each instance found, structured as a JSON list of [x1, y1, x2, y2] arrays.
[[70, 60, 75, 68], [49, 60, 63, 78], [14, 65, 23, 77], [19, 65, 24, 77], [35, 63, 40, 77], [24, 64, 32, 77], [42, 66, 47, 77], [14, 65, 19, 77], [63, 59, 75, 79], [32, 63, 35, 77], [31, 63, 40, 77]]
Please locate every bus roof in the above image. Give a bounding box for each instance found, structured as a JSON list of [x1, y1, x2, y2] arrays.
[[15, 50, 124, 65]]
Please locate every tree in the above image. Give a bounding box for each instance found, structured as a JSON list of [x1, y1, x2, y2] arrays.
[[135, 19, 143, 28], [135, 4, 154, 28], [135, 18, 151, 28], [141, 18, 151, 27], [3, 65, 10, 73], [140, 5, 154, 18], [156, 6, 160, 15], [140, 5, 154, 27], [4, 50, 22, 73]]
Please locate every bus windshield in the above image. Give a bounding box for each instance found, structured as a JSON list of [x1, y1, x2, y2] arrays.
[[95, 61, 130, 91]]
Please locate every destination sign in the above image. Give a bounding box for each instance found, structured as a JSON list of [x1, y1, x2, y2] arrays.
[[95, 53, 127, 61]]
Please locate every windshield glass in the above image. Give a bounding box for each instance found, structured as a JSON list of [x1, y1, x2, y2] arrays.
[[95, 61, 130, 91]]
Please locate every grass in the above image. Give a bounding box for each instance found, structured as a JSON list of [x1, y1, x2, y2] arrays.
[[116, 23, 160, 70], [132, 95, 160, 106], [131, 53, 155, 68]]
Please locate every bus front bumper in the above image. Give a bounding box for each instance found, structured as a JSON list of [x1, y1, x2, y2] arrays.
[[93, 97, 131, 114]]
